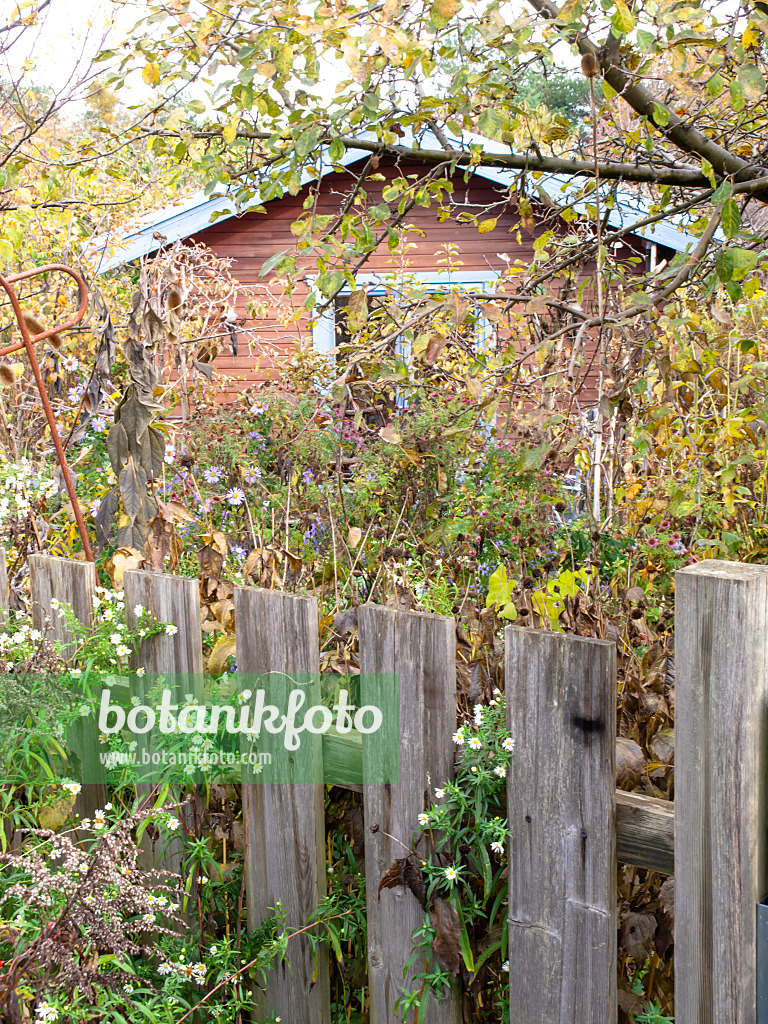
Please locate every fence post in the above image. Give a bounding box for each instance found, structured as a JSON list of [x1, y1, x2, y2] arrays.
[[0, 546, 8, 621], [28, 554, 107, 824], [233, 586, 330, 1024], [675, 560, 768, 1024], [358, 604, 461, 1024], [505, 626, 616, 1024], [124, 570, 205, 875]]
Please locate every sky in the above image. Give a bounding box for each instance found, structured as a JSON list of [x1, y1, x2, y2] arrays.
[[0, 0, 138, 97]]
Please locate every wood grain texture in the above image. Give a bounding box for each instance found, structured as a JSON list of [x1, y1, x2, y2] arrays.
[[27, 555, 106, 823], [0, 547, 8, 622], [675, 560, 768, 1024], [29, 554, 97, 654], [358, 604, 462, 1024], [233, 586, 329, 1024], [124, 570, 204, 678], [506, 626, 616, 1024], [616, 792, 674, 875], [123, 570, 204, 876]]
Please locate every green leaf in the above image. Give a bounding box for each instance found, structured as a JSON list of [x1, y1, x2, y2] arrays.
[[717, 246, 759, 282], [651, 103, 669, 127], [295, 126, 321, 159], [700, 158, 716, 187], [636, 28, 655, 50], [738, 64, 765, 100], [259, 248, 292, 277], [611, 0, 635, 34], [478, 107, 502, 139], [711, 180, 732, 203], [730, 79, 745, 111], [707, 71, 723, 97], [721, 198, 741, 238], [486, 565, 512, 608]]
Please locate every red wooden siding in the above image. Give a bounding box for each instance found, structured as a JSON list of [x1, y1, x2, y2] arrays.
[[187, 158, 646, 400]]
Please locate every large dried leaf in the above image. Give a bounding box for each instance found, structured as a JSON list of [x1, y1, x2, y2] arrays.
[[106, 546, 145, 589], [616, 736, 644, 788], [208, 634, 236, 675], [429, 898, 462, 976], [141, 424, 167, 480], [377, 855, 426, 910], [620, 911, 656, 963], [106, 422, 129, 475], [94, 486, 119, 554], [119, 458, 148, 521], [649, 727, 674, 766]]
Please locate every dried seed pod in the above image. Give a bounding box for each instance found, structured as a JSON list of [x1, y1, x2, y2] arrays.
[[0, 363, 15, 385], [580, 51, 601, 78], [23, 314, 62, 350]]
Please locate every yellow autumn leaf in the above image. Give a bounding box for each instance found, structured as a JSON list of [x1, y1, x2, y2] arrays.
[[743, 23, 761, 50], [478, 218, 498, 233], [142, 63, 161, 87], [223, 116, 239, 146]]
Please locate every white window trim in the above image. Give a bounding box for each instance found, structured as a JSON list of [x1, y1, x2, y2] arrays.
[[307, 270, 504, 352]]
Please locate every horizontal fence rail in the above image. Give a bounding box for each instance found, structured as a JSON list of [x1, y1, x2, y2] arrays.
[[24, 554, 768, 1022]]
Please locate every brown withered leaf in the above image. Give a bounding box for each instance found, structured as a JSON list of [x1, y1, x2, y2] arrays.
[[378, 855, 426, 910], [424, 334, 447, 365], [616, 736, 645, 788], [198, 543, 225, 578], [430, 898, 462, 976], [621, 911, 656, 964], [658, 877, 675, 923], [650, 727, 674, 766]]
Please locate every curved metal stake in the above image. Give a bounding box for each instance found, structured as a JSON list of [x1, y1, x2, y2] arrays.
[[0, 264, 94, 562]]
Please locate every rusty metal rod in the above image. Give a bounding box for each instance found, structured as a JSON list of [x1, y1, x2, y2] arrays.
[[0, 265, 93, 561]]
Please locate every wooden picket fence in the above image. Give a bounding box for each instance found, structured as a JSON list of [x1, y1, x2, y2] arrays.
[[20, 554, 768, 1024]]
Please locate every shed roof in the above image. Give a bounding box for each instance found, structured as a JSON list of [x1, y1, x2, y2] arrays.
[[90, 128, 706, 273]]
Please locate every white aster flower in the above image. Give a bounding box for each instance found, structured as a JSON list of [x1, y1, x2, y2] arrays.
[[434, 788, 445, 799], [491, 841, 504, 855], [501, 960, 509, 973], [493, 765, 507, 779], [444, 866, 458, 882], [502, 737, 513, 752], [417, 813, 430, 827], [165, 624, 178, 635], [468, 737, 482, 750]]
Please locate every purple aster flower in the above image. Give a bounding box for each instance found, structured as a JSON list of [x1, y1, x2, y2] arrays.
[[226, 487, 246, 506], [204, 466, 224, 484], [303, 469, 315, 484], [244, 467, 262, 484], [199, 498, 212, 514], [231, 544, 246, 560], [90, 417, 106, 433]]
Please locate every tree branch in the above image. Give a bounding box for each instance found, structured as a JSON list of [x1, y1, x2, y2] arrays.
[[526, 0, 762, 182]]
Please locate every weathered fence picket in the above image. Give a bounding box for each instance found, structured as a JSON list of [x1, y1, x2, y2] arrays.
[[359, 604, 462, 1024], [506, 626, 616, 1024], [28, 553, 107, 825], [124, 569, 205, 876], [0, 546, 8, 621], [233, 586, 329, 1024], [675, 560, 768, 1024], [31, 553, 768, 1022]]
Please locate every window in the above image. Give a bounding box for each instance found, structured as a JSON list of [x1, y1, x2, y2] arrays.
[[309, 271, 505, 356]]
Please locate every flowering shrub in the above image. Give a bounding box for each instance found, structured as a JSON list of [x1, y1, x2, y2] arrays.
[[395, 693, 512, 1021]]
